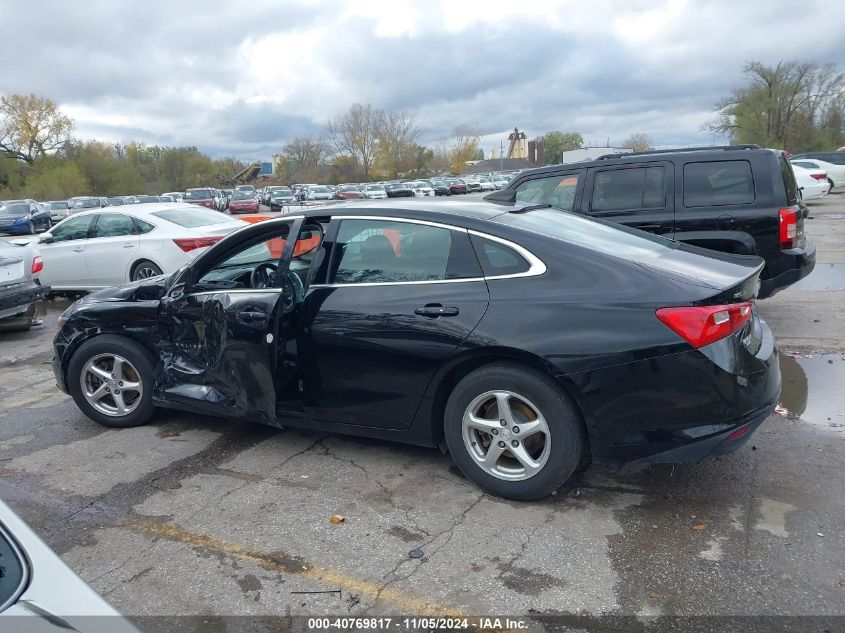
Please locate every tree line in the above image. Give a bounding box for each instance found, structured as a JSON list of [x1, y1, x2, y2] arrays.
[[3, 59, 840, 199]]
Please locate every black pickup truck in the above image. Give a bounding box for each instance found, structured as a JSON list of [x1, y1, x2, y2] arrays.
[[487, 145, 815, 298]]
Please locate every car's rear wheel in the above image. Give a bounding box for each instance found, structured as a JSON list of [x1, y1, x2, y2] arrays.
[[444, 363, 586, 500], [27, 221, 35, 235], [131, 260, 163, 281], [67, 335, 156, 428]]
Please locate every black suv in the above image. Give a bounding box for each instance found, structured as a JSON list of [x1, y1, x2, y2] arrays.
[[487, 145, 814, 298]]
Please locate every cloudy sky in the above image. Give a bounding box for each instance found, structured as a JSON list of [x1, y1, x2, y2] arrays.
[[2, 0, 843, 160]]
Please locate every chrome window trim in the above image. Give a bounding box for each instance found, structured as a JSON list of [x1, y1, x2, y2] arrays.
[[467, 229, 547, 280], [0, 520, 30, 613], [309, 217, 546, 288], [190, 288, 283, 297]]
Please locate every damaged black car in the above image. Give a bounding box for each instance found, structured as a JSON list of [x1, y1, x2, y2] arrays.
[[52, 200, 781, 500]]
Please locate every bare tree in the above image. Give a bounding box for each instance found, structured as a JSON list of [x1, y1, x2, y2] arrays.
[[282, 135, 329, 169], [376, 110, 423, 178], [706, 61, 844, 150], [623, 133, 653, 152], [0, 93, 73, 163], [446, 124, 482, 174], [326, 103, 382, 179]]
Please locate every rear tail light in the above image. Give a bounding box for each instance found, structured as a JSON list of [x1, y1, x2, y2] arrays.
[[31, 255, 43, 274], [656, 302, 753, 348], [172, 236, 223, 252], [810, 172, 827, 180], [779, 208, 797, 249]]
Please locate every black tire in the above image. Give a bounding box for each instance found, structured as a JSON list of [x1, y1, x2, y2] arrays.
[[67, 335, 156, 428], [828, 178, 835, 192], [27, 221, 35, 235], [131, 260, 163, 281], [444, 363, 586, 501]]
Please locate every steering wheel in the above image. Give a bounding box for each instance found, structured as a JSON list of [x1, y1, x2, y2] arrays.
[[250, 262, 277, 288], [282, 271, 305, 314]]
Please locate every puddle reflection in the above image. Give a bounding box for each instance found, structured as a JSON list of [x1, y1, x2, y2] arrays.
[[778, 352, 845, 430]]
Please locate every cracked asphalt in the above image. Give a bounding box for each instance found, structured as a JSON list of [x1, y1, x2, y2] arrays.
[[0, 194, 843, 627]]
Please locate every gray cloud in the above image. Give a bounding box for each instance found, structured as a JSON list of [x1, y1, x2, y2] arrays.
[[2, 0, 842, 159]]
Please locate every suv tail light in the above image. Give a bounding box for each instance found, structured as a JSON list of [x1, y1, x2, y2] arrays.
[[810, 172, 827, 180], [31, 255, 43, 274], [656, 302, 753, 348], [779, 208, 798, 249], [172, 236, 223, 252]]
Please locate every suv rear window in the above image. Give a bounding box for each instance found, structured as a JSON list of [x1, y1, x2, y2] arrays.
[[683, 160, 754, 207]]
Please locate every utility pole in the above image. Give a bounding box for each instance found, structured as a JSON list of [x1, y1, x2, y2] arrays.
[[499, 139, 504, 171]]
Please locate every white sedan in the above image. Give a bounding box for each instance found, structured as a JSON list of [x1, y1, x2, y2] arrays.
[[790, 158, 845, 191], [408, 181, 435, 197], [363, 184, 388, 199], [791, 164, 831, 201], [30, 203, 244, 291]]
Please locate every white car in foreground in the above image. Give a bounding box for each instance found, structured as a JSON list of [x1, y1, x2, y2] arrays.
[[791, 158, 845, 191], [29, 203, 245, 291], [791, 164, 831, 201]]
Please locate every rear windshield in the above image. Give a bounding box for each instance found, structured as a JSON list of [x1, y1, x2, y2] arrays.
[[185, 189, 212, 199], [0, 202, 29, 214], [151, 208, 240, 228], [495, 207, 678, 262], [232, 191, 253, 200]]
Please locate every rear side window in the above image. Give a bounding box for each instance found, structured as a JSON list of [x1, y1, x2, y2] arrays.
[[470, 235, 530, 277], [683, 161, 754, 207], [514, 173, 580, 211], [151, 208, 240, 228], [779, 156, 799, 206], [591, 167, 665, 212], [134, 218, 155, 234], [0, 524, 26, 612], [92, 214, 135, 238]]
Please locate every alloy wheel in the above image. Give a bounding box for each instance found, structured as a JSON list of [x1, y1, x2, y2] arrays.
[[461, 390, 551, 481], [134, 264, 161, 280], [80, 353, 143, 417]]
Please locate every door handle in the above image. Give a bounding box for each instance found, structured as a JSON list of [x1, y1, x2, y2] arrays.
[[414, 305, 459, 318], [122, 243, 135, 248], [72, 247, 84, 253], [237, 310, 266, 321]]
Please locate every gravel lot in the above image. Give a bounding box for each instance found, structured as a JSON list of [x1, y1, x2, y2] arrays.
[[0, 193, 843, 629]]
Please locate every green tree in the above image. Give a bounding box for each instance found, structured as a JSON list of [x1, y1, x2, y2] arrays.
[[708, 61, 844, 151], [0, 93, 73, 163], [538, 131, 582, 164], [21, 157, 90, 199]]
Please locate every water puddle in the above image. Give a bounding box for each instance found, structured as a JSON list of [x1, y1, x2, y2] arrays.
[[791, 264, 845, 291], [777, 352, 845, 431]]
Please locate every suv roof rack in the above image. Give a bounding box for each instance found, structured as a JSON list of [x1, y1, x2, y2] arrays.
[[597, 144, 762, 160]]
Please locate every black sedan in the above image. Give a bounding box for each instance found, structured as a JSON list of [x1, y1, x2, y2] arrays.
[[52, 200, 780, 500], [429, 179, 452, 196], [385, 183, 415, 197]]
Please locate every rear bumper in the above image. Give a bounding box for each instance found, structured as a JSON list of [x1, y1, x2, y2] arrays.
[[0, 281, 50, 315], [635, 400, 776, 463], [759, 242, 815, 298]]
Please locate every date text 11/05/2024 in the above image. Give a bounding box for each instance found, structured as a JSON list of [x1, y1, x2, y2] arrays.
[[306, 617, 529, 630]]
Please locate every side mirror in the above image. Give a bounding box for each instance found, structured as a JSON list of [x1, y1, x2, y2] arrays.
[[39, 233, 54, 244]]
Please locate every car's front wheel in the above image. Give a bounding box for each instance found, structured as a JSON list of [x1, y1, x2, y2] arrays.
[[67, 335, 156, 428], [444, 363, 586, 500]]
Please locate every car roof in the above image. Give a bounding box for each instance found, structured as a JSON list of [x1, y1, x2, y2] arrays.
[[60, 202, 211, 220], [515, 145, 777, 176]]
